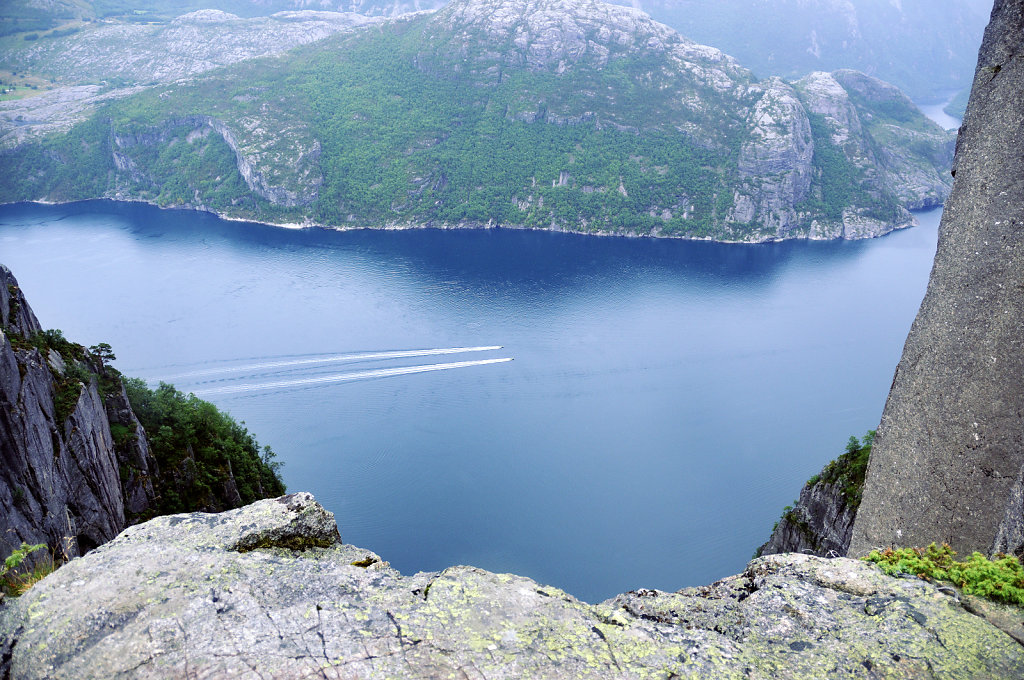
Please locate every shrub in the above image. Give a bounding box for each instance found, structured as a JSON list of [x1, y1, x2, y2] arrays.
[[865, 543, 1024, 606], [123, 378, 285, 515], [0, 542, 52, 596], [813, 430, 875, 510]]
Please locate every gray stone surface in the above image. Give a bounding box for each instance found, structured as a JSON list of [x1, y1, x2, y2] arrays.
[[758, 479, 856, 558], [0, 11, 377, 149], [0, 265, 41, 337], [849, 0, 1024, 559], [2, 492, 1021, 679], [0, 266, 126, 563]]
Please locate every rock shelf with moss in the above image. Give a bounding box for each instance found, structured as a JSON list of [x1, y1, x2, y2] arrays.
[[1, 493, 1021, 678]]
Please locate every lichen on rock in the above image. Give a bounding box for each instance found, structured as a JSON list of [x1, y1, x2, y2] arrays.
[[1, 493, 1021, 678]]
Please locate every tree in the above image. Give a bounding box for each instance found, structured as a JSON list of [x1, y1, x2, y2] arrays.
[[89, 342, 116, 365]]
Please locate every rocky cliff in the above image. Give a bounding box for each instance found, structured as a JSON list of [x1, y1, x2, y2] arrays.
[[757, 482, 856, 559], [0, 264, 282, 567], [2, 492, 1021, 678], [0, 265, 135, 562], [757, 435, 872, 558], [848, 0, 1024, 559]]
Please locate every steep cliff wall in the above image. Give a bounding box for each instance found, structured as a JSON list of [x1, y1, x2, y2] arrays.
[[0, 265, 132, 562], [1, 263, 292, 570], [757, 481, 856, 558], [758, 434, 871, 557], [849, 0, 1024, 558]]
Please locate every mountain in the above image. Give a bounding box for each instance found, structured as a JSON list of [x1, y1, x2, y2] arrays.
[[0, 0, 444, 27], [0, 0, 954, 242], [609, 0, 992, 101], [0, 9, 377, 88], [5, 0, 988, 100]]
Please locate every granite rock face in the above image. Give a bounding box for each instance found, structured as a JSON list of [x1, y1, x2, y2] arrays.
[[0, 265, 127, 562], [1, 263, 287, 564], [0, 266, 41, 337], [109, 115, 323, 208], [0, 10, 379, 88], [2, 492, 1021, 679], [849, 0, 1024, 559], [0, 11, 376, 149], [758, 479, 856, 559]]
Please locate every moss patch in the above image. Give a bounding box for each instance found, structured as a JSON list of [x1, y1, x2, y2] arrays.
[[865, 543, 1024, 606]]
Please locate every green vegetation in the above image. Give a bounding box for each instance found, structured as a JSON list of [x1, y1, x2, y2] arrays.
[[123, 377, 285, 516], [809, 430, 874, 510], [866, 543, 1024, 606], [798, 113, 866, 220], [0, 8, 909, 241], [758, 430, 876, 557], [0, 4, 952, 239], [8, 328, 96, 423], [0, 542, 52, 597]]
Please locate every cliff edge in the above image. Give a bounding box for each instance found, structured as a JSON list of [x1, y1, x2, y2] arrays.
[[848, 0, 1024, 558], [2, 493, 1021, 678], [0, 264, 284, 569]]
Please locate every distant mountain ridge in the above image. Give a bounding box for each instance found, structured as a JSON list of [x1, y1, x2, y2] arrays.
[[3, 0, 988, 99], [0, 0, 954, 241], [607, 0, 992, 101]]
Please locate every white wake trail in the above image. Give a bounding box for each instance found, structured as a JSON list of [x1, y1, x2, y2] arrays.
[[160, 346, 504, 380], [192, 357, 513, 396]]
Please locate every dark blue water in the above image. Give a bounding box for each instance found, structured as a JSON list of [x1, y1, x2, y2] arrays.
[[0, 200, 941, 602]]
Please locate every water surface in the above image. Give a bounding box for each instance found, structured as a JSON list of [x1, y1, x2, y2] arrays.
[[0, 201, 941, 602]]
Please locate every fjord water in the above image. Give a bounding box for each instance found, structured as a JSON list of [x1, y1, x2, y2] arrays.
[[0, 201, 941, 602]]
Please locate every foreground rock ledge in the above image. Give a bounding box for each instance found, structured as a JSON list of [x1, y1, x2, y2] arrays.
[[1, 494, 1021, 679]]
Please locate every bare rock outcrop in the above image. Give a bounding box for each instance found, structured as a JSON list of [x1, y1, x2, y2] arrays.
[[732, 77, 814, 234], [848, 0, 1024, 558], [758, 480, 856, 558], [0, 266, 127, 562], [2, 493, 1021, 678]]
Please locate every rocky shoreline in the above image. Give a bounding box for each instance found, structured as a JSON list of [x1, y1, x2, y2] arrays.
[[6, 196, 926, 244]]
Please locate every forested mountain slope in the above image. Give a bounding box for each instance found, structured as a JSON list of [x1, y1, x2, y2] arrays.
[[0, 0, 954, 241]]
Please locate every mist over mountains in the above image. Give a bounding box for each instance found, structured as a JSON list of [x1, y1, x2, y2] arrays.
[[3, 0, 989, 99]]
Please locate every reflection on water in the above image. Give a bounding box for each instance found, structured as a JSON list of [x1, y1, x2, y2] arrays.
[[0, 200, 941, 602]]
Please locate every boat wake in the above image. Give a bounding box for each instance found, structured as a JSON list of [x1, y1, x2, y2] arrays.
[[159, 346, 504, 380], [191, 357, 513, 396]]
